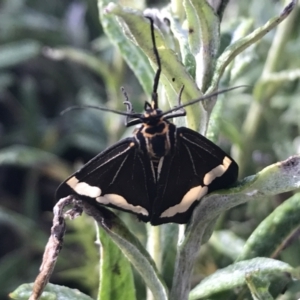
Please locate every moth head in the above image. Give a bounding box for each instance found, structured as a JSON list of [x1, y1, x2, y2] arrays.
[[137, 100, 162, 125]]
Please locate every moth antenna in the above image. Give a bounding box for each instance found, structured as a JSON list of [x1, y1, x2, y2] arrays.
[[161, 85, 249, 116], [60, 105, 141, 118], [146, 16, 161, 110]]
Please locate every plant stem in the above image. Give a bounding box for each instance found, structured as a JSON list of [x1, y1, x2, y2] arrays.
[[146, 225, 162, 300]]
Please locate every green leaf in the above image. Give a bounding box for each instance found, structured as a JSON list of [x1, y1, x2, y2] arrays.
[[98, 226, 136, 300], [85, 205, 168, 300], [210, 0, 297, 92], [225, 18, 255, 82], [0, 208, 48, 297], [189, 258, 297, 300], [185, 0, 220, 90], [98, 0, 154, 95], [0, 145, 60, 167], [0, 40, 41, 69], [105, 2, 204, 132], [43, 47, 116, 95], [245, 272, 274, 300], [0, 145, 69, 180], [237, 193, 300, 261], [167, 10, 196, 79], [0, 207, 46, 248], [210, 230, 245, 261], [9, 283, 94, 300]]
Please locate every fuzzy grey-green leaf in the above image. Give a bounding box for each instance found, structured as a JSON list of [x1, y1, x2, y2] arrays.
[[105, 2, 204, 132], [98, 0, 153, 94], [185, 0, 220, 91], [189, 258, 297, 300], [210, 0, 297, 92], [237, 193, 300, 261], [10, 283, 94, 300], [171, 155, 300, 300]]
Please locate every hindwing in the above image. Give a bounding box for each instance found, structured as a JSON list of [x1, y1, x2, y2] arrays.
[[56, 138, 156, 222], [150, 127, 238, 225]]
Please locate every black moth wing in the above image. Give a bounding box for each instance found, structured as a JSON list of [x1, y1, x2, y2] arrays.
[[56, 138, 156, 222], [151, 127, 238, 225]]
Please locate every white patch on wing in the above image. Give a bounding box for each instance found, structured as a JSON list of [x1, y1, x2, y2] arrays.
[[96, 194, 149, 216], [67, 177, 102, 198], [203, 156, 232, 185], [160, 185, 208, 218]]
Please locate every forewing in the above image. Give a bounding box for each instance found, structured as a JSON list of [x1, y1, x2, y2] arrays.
[[56, 138, 155, 222], [151, 127, 238, 225]]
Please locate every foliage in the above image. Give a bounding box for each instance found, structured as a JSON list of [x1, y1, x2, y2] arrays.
[[1, 0, 300, 300]]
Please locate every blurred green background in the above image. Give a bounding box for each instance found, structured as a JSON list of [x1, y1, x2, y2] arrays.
[[0, 0, 300, 299]]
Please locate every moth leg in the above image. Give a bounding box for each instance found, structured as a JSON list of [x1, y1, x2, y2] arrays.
[[177, 85, 185, 107], [174, 85, 186, 114], [121, 86, 134, 113], [121, 86, 141, 127], [164, 85, 186, 119]]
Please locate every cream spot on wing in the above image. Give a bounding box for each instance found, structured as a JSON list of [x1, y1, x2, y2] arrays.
[[66, 177, 79, 188], [160, 186, 208, 218], [223, 156, 232, 169], [203, 165, 225, 185], [96, 194, 149, 216], [203, 156, 232, 185], [67, 177, 102, 198]]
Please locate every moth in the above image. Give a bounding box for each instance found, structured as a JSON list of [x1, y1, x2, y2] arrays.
[[56, 17, 238, 225]]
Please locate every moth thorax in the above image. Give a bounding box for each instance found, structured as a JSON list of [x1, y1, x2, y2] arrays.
[[147, 134, 171, 158], [138, 121, 174, 159]]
